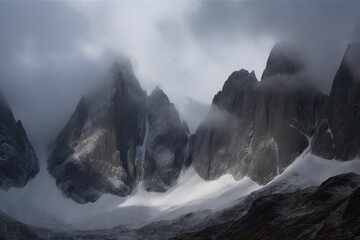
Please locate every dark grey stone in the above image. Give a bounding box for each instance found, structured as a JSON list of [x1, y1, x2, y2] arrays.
[[192, 43, 325, 184], [192, 69, 259, 180], [48, 60, 147, 203], [142, 87, 189, 192], [48, 61, 189, 203], [0, 92, 39, 190], [312, 42, 360, 160]]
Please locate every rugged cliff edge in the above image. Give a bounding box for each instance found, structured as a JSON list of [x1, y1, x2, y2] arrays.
[[48, 42, 360, 202], [48, 60, 189, 203], [142, 87, 189, 192], [192, 69, 259, 180], [312, 42, 360, 160], [0, 92, 39, 189], [192, 43, 325, 184]]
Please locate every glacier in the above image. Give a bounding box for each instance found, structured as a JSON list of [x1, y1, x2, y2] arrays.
[[0, 148, 259, 231], [1, 144, 360, 232]]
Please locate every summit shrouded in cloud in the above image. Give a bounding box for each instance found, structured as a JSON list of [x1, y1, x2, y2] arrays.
[[2, 1, 360, 240], [0, 1, 360, 150]]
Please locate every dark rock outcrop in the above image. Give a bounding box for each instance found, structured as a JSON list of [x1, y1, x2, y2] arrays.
[[247, 43, 325, 183], [261, 42, 304, 80], [247, 75, 325, 184], [192, 69, 258, 180], [48, 61, 146, 203], [0, 92, 39, 190], [48, 61, 189, 203], [142, 87, 189, 192], [0, 211, 43, 240], [173, 173, 360, 240], [192, 43, 325, 184], [312, 42, 360, 160]]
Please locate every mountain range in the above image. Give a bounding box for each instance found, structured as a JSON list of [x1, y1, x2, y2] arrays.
[[1, 42, 360, 239]]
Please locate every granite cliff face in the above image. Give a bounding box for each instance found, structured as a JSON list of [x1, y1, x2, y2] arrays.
[[48, 61, 189, 203], [247, 72, 325, 183], [192, 43, 325, 184], [261, 42, 304, 80], [0, 92, 39, 190], [3, 43, 360, 240], [312, 42, 360, 160], [192, 70, 259, 180], [48, 42, 360, 203], [142, 87, 189, 192]]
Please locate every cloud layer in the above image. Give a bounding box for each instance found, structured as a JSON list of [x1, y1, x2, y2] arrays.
[[0, 1, 359, 149]]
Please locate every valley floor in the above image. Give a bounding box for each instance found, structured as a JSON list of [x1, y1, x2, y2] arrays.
[[2, 149, 360, 239]]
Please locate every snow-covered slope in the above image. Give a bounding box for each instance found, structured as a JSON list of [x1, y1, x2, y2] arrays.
[[264, 148, 360, 195], [2, 144, 360, 233], [0, 150, 260, 231]]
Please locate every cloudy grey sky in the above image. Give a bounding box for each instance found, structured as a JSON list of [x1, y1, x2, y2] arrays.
[[0, 0, 359, 149]]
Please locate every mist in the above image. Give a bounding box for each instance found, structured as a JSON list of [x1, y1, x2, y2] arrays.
[[0, 1, 359, 151]]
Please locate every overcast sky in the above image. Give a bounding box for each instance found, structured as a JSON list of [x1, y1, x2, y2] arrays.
[[0, 1, 359, 150]]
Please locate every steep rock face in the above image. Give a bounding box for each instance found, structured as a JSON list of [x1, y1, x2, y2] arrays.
[[261, 42, 303, 80], [192, 44, 325, 184], [312, 42, 360, 160], [247, 76, 325, 184], [0, 92, 39, 189], [192, 70, 258, 180], [48, 61, 189, 203], [0, 211, 43, 240], [142, 87, 189, 192], [244, 44, 325, 184], [48, 61, 147, 203], [174, 173, 360, 240]]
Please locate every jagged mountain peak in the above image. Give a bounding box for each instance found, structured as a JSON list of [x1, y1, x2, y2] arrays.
[[261, 42, 304, 80], [344, 41, 360, 62], [110, 57, 134, 76], [0, 93, 39, 190], [213, 68, 258, 112], [311, 42, 360, 160], [47, 63, 191, 202], [341, 41, 360, 81], [149, 86, 171, 107], [224, 69, 257, 89], [0, 91, 15, 125], [150, 86, 168, 99], [109, 58, 144, 93]]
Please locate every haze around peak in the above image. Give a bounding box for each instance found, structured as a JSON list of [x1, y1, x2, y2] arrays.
[[0, 1, 359, 150]]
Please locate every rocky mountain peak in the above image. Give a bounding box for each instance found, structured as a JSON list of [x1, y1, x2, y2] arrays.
[[149, 86, 170, 106], [110, 57, 135, 78], [311, 42, 360, 160], [222, 69, 257, 90], [110, 58, 144, 97], [143, 86, 190, 192], [0, 93, 39, 190], [340, 42, 360, 81], [0, 91, 15, 126], [344, 42, 360, 63], [261, 42, 304, 80], [213, 69, 258, 112], [192, 68, 259, 180], [48, 61, 190, 203]]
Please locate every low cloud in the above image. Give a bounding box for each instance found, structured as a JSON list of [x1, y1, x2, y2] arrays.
[[0, 1, 359, 150]]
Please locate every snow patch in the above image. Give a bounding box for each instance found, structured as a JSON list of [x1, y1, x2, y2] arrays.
[[0, 152, 260, 230], [266, 151, 360, 192], [2, 144, 360, 231], [74, 129, 106, 159]]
